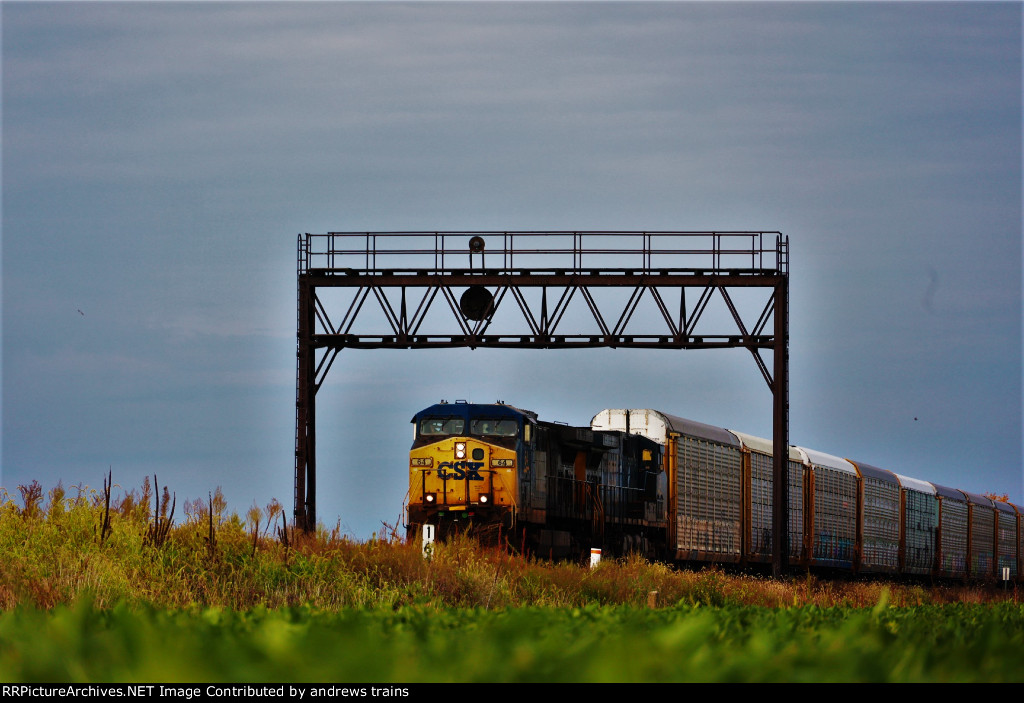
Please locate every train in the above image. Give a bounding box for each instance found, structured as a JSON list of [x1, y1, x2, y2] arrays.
[[405, 401, 1022, 581]]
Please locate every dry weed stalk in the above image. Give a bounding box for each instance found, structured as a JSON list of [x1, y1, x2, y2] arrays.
[[277, 511, 290, 556], [145, 474, 175, 548], [264, 499, 282, 537], [207, 491, 217, 558], [17, 480, 43, 520], [247, 503, 263, 558], [98, 469, 112, 544]]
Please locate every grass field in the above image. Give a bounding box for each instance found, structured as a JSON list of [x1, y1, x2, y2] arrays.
[[4, 601, 1024, 682], [1, 479, 1021, 682]]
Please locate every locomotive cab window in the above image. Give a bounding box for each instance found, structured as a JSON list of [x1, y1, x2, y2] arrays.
[[470, 419, 518, 437], [419, 418, 465, 436]]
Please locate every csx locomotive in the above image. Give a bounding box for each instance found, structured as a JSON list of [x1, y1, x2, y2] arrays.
[[406, 402, 1023, 580], [407, 401, 666, 558]]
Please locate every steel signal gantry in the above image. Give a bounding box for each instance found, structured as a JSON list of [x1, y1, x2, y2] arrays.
[[294, 231, 790, 574]]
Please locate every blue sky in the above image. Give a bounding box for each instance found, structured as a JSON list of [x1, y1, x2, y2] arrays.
[[3, 2, 1021, 537]]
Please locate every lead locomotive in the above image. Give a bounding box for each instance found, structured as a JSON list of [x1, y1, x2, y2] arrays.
[[406, 401, 666, 558]]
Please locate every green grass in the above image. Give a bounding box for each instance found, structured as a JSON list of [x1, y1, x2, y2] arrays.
[[1, 478, 1021, 682], [2, 602, 1023, 682]]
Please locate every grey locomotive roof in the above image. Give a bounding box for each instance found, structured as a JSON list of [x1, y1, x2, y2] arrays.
[[847, 460, 899, 485], [930, 483, 967, 501]]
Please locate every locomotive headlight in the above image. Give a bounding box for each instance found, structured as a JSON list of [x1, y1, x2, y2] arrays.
[[454, 442, 467, 459], [424, 493, 436, 504], [479, 494, 489, 504]]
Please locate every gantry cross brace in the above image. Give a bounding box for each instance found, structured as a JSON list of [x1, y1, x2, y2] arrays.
[[294, 232, 790, 574]]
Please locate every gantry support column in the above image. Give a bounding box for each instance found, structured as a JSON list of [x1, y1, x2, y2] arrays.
[[294, 276, 317, 531], [772, 275, 790, 577]]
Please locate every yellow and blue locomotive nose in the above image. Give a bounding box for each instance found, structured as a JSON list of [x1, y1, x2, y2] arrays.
[[408, 435, 516, 519]]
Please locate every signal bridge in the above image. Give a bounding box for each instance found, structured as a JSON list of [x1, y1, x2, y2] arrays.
[[294, 231, 790, 574]]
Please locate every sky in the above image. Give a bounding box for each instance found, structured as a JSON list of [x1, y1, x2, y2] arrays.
[[2, 1, 1021, 538]]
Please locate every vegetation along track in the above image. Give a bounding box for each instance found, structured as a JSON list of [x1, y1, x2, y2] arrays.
[[0, 478, 1021, 682]]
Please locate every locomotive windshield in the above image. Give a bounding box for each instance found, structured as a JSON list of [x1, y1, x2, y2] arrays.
[[419, 417, 465, 436], [470, 419, 518, 437]]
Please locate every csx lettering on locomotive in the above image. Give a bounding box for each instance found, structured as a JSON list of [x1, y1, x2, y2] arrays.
[[436, 462, 484, 481]]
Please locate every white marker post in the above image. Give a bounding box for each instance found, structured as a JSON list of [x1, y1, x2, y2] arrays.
[[590, 547, 602, 568], [422, 524, 435, 560]]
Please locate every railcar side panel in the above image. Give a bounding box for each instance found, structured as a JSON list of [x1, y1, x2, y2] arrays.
[[934, 484, 969, 578], [809, 467, 857, 567], [940, 503, 969, 576], [728, 429, 804, 565], [1010, 503, 1023, 581], [1017, 503, 1023, 581], [748, 451, 771, 560], [963, 492, 995, 578], [896, 475, 938, 576], [851, 462, 900, 574], [676, 435, 743, 562], [1018, 504, 1023, 581], [747, 452, 806, 564], [995, 502, 1017, 581], [799, 448, 857, 569]]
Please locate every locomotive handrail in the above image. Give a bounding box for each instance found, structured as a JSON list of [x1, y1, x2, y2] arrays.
[[400, 486, 412, 533], [585, 481, 605, 541], [488, 469, 518, 528]]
